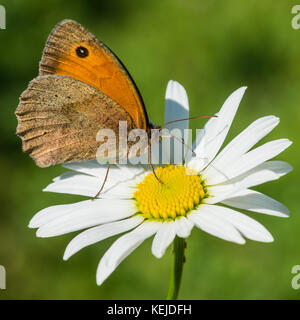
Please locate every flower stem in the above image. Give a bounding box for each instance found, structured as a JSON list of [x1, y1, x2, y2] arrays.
[[166, 236, 186, 300]]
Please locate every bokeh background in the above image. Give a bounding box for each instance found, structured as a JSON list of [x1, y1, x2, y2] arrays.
[[0, 0, 299, 299]]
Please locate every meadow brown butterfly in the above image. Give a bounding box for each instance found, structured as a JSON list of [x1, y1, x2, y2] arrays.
[[15, 20, 158, 169]]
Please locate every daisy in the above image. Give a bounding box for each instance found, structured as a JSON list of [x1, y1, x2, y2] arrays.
[[29, 81, 292, 294]]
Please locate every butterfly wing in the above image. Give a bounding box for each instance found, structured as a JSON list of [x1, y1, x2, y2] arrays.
[[39, 19, 148, 130], [16, 75, 135, 167]]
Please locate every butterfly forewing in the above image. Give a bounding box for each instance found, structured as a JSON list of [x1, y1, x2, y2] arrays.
[[39, 19, 148, 130]]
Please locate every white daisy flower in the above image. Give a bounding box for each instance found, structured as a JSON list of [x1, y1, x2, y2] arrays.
[[29, 81, 293, 287]]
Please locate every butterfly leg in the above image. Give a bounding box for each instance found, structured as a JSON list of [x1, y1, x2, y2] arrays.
[[148, 144, 163, 184], [92, 163, 111, 200]]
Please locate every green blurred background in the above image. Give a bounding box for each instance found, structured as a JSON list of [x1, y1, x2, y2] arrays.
[[0, 0, 299, 299]]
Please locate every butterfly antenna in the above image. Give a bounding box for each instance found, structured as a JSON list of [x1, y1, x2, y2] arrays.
[[92, 163, 111, 200], [164, 114, 217, 126]]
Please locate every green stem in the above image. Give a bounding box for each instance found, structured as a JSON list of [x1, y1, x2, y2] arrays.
[[166, 236, 186, 300]]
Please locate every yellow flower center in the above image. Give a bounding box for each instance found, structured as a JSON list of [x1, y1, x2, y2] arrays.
[[134, 165, 206, 220]]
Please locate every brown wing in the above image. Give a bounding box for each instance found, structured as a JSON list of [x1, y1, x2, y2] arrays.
[[39, 19, 148, 130], [15, 75, 135, 167]]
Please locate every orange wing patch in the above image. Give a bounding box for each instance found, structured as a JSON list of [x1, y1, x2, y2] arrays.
[[39, 20, 148, 130]]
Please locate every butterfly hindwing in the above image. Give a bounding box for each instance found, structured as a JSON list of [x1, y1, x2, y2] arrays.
[[16, 75, 135, 167]]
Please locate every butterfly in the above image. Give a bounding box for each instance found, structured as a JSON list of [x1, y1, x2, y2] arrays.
[[15, 19, 158, 170], [15, 20, 214, 197]]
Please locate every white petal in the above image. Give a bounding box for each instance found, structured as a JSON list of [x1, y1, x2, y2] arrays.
[[186, 128, 207, 170], [63, 161, 143, 180], [204, 160, 293, 204], [209, 204, 274, 242], [29, 200, 91, 228], [132, 170, 150, 185], [62, 161, 114, 178], [188, 207, 245, 244], [152, 221, 176, 258], [174, 217, 194, 238], [62, 161, 144, 188], [45, 172, 103, 197], [63, 215, 144, 260], [220, 160, 293, 189], [35, 199, 136, 237], [96, 221, 160, 285], [164, 80, 189, 164], [221, 189, 289, 217], [44, 171, 136, 199], [204, 184, 238, 204], [115, 164, 146, 179], [99, 181, 137, 199], [203, 139, 292, 185], [189, 87, 247, 171], [208, 115, 279, 171], [165, 80, 189, 132]]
